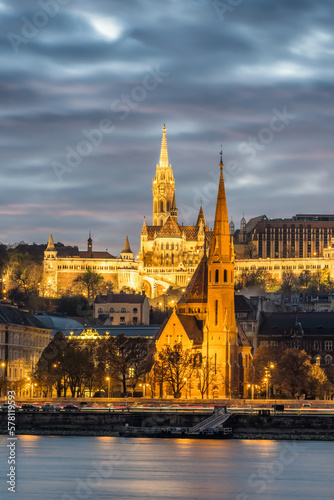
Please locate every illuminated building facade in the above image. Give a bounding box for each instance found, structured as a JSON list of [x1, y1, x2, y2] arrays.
[[153, 154, 252, 398], [0, 305, 52, 395]]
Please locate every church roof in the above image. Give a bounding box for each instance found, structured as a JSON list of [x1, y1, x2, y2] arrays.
[[178, 314, 203, 345], [181, 226, 199, 240], [0, 306, 52, 330], [78, 251, 116, 259], [154, 314, 203, 346], [178, 254, 208, 304], [158, 216, 182, 237], [95, 293, 146, 304], [237, 322, 252, 347], [146, 225, 162, 239]]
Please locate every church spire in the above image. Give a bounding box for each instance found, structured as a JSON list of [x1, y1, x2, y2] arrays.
[[46, 233, 55, 250], [152, 124, 175, 226], [209, 150, 231, 261], [121, 235, 133, 260], [159, 124, 169, 168], [122, 235, 132, 254]]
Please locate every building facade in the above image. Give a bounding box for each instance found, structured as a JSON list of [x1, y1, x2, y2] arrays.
[[43, 233, 140, 298], [233, 214, 334, 259], [0, 306, 52, 396], [93, 292, 150, 325]]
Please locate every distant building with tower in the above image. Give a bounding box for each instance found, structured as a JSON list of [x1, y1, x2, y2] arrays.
[[43, 125, 212, 298]]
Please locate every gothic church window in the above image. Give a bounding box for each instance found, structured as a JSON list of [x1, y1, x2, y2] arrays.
[[224, 269, 227, 282], [215, 269, 219, 283], [215, 300, 218, 325]]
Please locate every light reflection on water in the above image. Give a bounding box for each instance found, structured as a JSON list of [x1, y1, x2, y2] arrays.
[[0, 436, 333, 500]]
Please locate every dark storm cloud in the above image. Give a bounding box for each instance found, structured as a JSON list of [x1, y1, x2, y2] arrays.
[[1, 0, 334, 254]]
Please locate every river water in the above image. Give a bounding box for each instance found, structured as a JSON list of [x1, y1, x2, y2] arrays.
[[0, 436, 333, 500]]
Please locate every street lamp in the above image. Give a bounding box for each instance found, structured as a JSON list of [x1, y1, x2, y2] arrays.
[[184, 378, 188, 399], [264, 377, 269, 400], [106, 377, 110, 399]]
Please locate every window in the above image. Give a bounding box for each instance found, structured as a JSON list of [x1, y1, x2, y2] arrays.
[[325, 340, 333, 351], [215, 300, 218, 326], [120, 317, 125, 323], [224, 269, 227, 282], [98, 308, 103, 313], [215, 269, 219, 283], [110, 308, 114, 313], [313, 341, 322, 351], [260, 341, 268, 347], [121, 308, 126, 313], [133, 317, 138, 325], [110, 317, 114, 323], [129, 367, 134, 378], [237, 312, 247, 319], [325, 355, 332, 365]]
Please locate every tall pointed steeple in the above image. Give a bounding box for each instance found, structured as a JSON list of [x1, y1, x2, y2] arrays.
[[209, 150, 232, 262], [206, 149, 238, 398], [159, 124, 169, 168]]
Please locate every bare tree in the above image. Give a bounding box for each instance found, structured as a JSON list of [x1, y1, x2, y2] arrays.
[[156, 343, 194, 398]]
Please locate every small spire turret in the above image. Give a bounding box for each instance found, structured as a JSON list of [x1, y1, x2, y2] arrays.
[[46, 233, 55, 251]]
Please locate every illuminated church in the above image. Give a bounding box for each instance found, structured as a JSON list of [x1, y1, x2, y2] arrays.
[[153, 153, 252, 398], [138, 125, 213, 293]]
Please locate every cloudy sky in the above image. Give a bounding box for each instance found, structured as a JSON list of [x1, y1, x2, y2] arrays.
[[1, 0, 334, 255]]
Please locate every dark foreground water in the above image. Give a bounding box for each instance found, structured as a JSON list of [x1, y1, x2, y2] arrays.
[[0, 436, 333, 500]]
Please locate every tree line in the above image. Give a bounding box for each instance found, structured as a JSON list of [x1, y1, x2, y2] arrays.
[[253, 345, 334, 399], [235, 268, 334, 294], [33, 333, 334, 400]]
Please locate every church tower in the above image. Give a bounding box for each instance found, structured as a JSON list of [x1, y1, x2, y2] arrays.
[[43, 233, 58, 297], [152, 124, 176, 226], [205, 151, 238, 397]]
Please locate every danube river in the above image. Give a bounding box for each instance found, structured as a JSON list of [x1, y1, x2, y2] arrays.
[[0, 436, 333, 500]]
